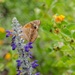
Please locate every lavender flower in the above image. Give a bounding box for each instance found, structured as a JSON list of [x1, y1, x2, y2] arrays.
[[6, 17, 40, 75]]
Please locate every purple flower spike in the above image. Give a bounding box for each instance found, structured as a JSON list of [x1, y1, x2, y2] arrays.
[[31, 60, 39, 68], [6, 18, 40, 75], [35, 72, 40, 75]]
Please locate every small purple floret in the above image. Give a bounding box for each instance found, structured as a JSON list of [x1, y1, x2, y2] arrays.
[[6, 30, 12, 37], [24, 42, 33, 52], [24, 45, 29, 52], [16, 70, 21, 75], [29, 55, 33, 59], [28, 42, 33, 49], [29, 52, 33, 59], [31, 60, 39, 68], [16, 60, 20, 62], [11, 42, 17, 50], [29, 45, 33, 49], [35, 72, 40, 75], [28, 42, 33, 45], [16, 60, 22, 67]]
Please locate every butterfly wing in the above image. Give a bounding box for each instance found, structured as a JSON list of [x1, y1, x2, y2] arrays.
[[22, 20, 40, 42], [22, 23, 31, 42]]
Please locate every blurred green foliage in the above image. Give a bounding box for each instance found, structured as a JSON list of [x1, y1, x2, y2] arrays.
[[0, 0, 75, 75]]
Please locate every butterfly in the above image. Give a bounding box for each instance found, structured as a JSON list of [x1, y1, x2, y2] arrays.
[[7, 20, 40, 42], [22, 20, 40, 42]]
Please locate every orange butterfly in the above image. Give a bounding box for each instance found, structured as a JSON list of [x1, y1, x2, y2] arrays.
[[8, 20, 40, 42]]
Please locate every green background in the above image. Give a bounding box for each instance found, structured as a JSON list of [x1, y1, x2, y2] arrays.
[[0, 0, 75, 75]]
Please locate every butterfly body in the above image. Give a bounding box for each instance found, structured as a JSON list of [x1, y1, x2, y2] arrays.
[[22, 20, 40, 42]]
